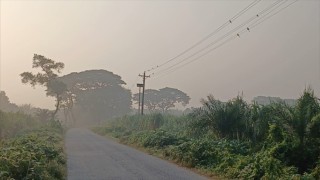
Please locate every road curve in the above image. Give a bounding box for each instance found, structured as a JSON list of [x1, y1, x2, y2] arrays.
[[66, 128, 208, 180]]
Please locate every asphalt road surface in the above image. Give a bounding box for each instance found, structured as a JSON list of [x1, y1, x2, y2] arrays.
[[66, 128, 208, 180]]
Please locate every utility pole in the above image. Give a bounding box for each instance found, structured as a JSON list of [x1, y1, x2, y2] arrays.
[[136, 83, 143, 114], [139, 71, 150, 115], [138, 87, 141, 114]]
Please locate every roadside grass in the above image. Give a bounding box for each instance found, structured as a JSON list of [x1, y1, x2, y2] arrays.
[[92, 124, 308, 180], [92, 126, 221, 179]]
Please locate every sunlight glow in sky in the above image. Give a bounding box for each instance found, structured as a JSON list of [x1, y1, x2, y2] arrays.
[[1, 0, 319, 109]]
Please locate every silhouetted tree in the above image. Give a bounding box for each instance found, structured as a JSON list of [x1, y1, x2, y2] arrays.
[[0, 91, 19, 112], [133, 89, 159, 112], [157, 87, 190, 112], [20, 54, 67, 119], [133, 87, 190, 113], [58, 70, 132, 124], [35, 109, 53, 123]]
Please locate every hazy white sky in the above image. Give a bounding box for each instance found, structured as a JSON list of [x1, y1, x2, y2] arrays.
[[1, 0, 319, 109]]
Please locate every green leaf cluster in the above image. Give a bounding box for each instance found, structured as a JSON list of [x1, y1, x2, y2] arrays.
[[0, 111, 66, 179], [0, 129, 66, 179]]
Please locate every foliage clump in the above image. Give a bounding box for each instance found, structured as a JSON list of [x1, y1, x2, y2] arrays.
[[0, 111, 66, 179], [95, 88, 320, 179]]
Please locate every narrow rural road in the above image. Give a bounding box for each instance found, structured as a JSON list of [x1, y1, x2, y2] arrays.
[[66, 128, 208, 180]]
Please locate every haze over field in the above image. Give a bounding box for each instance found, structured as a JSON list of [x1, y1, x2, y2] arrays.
[[0, 0, 319, 109]]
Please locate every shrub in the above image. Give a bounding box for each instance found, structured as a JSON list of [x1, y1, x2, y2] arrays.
[[0, 129, 66, 179]]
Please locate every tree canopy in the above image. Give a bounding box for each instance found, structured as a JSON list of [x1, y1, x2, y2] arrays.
[[0, 91, 19, 112], [133, 87, 190, 113], [20, 54, 67, 118], [58, 70, 132, 125]]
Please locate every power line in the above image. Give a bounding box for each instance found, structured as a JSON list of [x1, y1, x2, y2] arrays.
[[250, 0, 298, 29], [151, 16, 258, 77], [151, 0, 299, 79], [145, 0, 262, 73], [154, 35, 239, 79], [151, 0, 286, 78]]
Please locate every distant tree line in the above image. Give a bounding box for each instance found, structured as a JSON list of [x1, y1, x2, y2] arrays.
[[253, 96, 296, 106], [18, 54, 190, 126], [132, 87, 190, 113]]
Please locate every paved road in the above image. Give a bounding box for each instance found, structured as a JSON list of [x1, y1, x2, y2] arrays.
[[66, 128, 208, 180]]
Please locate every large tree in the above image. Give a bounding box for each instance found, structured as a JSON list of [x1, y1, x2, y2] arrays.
[[133, 87, 190, 113], [20, 54, 67, 119], [58, 70, 132, 125]]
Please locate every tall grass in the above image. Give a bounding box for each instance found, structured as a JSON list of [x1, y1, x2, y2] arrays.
[[94, 88, 320, 179], [0, 110, 41, 141]]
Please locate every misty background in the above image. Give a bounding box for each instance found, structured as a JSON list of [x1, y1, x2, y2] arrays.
[[0, 0, 319, 110]]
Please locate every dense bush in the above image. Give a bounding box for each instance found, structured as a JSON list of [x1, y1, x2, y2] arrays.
[[0, 129, 66, 179], [94, 88, 320, 179], [164, 139, 249, 167], [0, 111, 66, 179], [0, 110, 40, 140], [129, 130, 180, 148]]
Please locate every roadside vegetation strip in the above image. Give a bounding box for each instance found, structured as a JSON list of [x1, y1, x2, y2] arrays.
[[0, 111, 66, 180], [94, 88, 320, 180]]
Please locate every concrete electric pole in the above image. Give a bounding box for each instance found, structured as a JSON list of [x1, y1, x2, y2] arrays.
[[136, 83, 144, 114], [138, 71, 150, 115]]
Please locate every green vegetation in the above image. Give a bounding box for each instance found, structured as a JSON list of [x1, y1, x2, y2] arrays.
[[132, 87, 190, 113], [94, 88, 320, 179], [58, 69, 132, 126], [0, 110, 66, 179], [20, 54, 67, 119]]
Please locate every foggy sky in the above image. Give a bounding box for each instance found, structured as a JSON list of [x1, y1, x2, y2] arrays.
[[1, 0, 319, 110]]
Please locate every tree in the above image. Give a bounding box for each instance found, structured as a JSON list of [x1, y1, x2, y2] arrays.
[[133, 89, 159, 112], [191, 95, 250, 140], [133, 87, 190, 113], [58, 70, 132, 125], [35, 109, 53, 123], [224, 96, 250, 141], [248, 101, 293, 144], [20, 54, 67, 119], [189, 95, 224, 138], [293, 87, 320, 146], [0, 91, 19, 112], [157, 87, 190, 112], [291, 88, 320, 172]]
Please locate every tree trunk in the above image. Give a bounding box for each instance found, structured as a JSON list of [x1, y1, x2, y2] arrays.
[[52, 94, 60, 119], [63, 108, 69, 123]]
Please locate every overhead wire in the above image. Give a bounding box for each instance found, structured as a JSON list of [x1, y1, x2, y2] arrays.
[[151, 0, 286, 78], [249, 0, 299, 29], [154, 35, 239, 79], [144, 0, 262, 73], [151, 15, 259, 77]]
